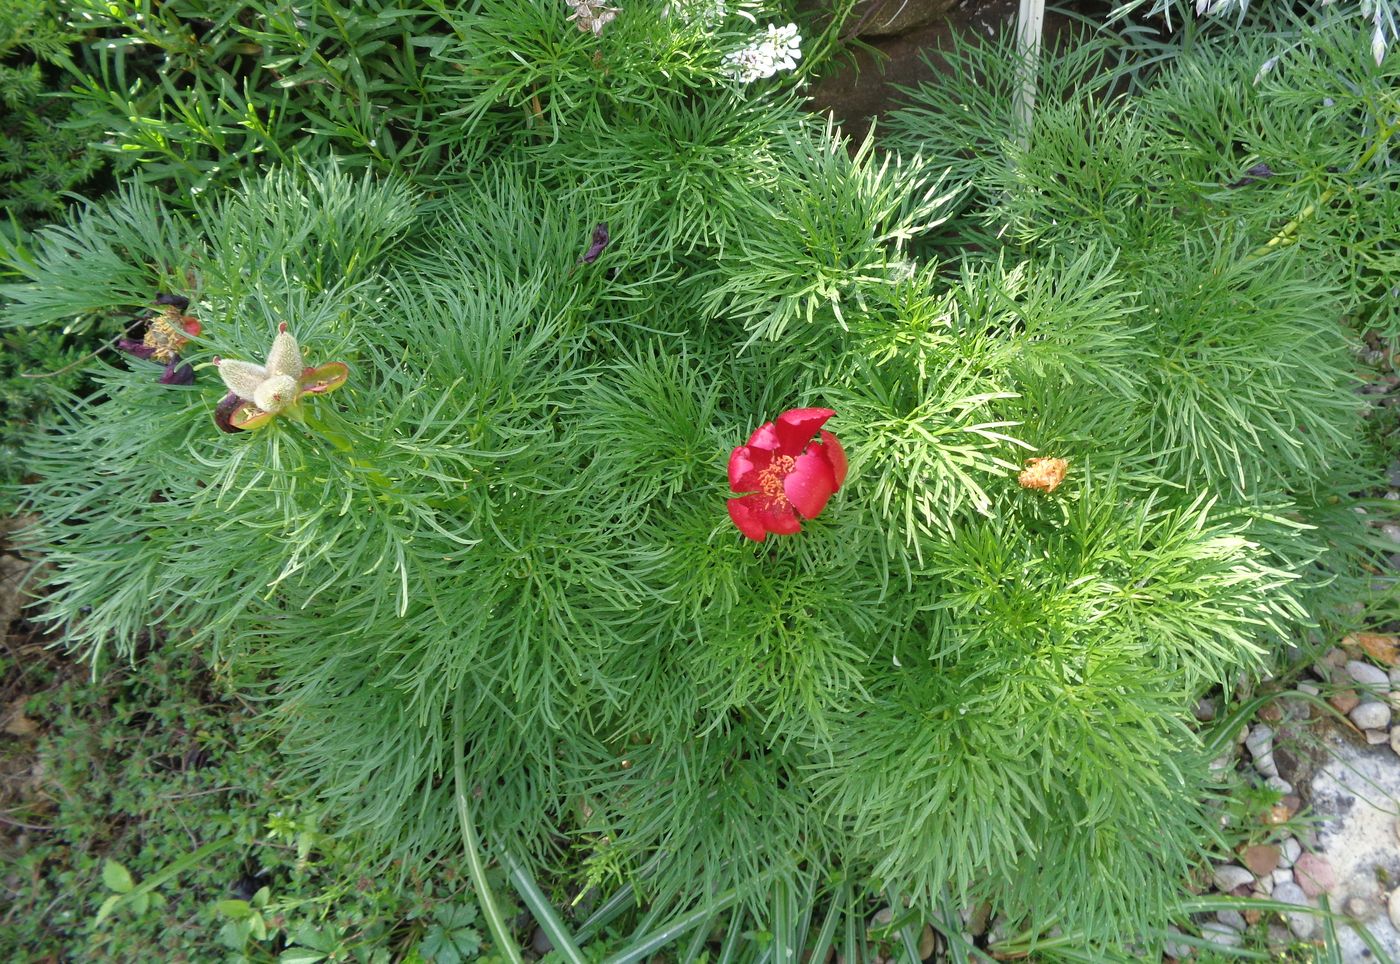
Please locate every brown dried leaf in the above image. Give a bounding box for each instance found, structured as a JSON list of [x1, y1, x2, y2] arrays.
[[1347, 633, 1400, 667], [2, 696, 38, 738]]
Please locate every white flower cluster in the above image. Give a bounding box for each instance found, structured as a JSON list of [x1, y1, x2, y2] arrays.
[[724, 22, 801, 83], [565, 0, 619, 36], [662, 0, 727, 24]]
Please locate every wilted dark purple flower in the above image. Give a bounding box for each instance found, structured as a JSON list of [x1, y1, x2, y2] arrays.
[[579, 223, 610, 264], [159, 361, 195, 385], [1228, 163, 1274, 188], [214, 392, 244, 433], [154, 293, 191, 312]]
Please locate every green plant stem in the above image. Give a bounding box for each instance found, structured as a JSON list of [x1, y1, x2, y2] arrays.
[[452, 694, 523, 964], [1252, 115, 1398, 258], [501, 848, 588, 964]]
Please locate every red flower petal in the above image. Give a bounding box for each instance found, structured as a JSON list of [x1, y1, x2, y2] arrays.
[[180, 317, 202, 337], [818, 430, 848, 489], [728, 445, 770, 493], [754, 497, 802, 535], [728, 497, 769, 541], [784, 449, 837, 519], [775, 408, 834, 455], [746, 420, 780, 451]]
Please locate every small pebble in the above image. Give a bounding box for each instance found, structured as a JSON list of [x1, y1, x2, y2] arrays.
[[1273, 880, 1315, 939], [1382, 523, 1400, 543], [917, 924, 935, 960], [1366, 728, 1390, 745], [1351, 700, 1392, 730], [1280, 837, 1301, 868], [1163, 925, 1194, 959], [1389, 664, 1400, 686], [1255, 875, 1274, 895], [1346, 895, 1376, 921], [1329, 689, 1360, 715], [1213, 864, 1256, 893], [1200, 921, 1242, 948], [1392, 727, 1400, 759], [1390, 888, 1400, 930], [1235, 723, 1249, 744], [1215, 909, 1246, 931], [1297, 682, 1320, 696], [1194, 697, 1217, 722], [1242, 843, 1279, 876], [531, 926, 553, 955], [1294, 853, 1337, 898], [1265, 775, 1293, 794], [1347, 660, 1390, 690], [1245, 725, 1278, 777], [1273, 867, 1296, 886]]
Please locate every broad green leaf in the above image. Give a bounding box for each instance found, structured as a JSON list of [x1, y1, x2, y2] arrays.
[[102, 860, 133, 894]]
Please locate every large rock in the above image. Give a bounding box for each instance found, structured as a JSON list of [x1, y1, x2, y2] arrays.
[[799, 0, 959, 38], [1305, 715, 1400, 958]]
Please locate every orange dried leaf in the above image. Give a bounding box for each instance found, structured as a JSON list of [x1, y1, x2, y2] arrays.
[[1346, 633, 1399, 666], [1018, 457, 1068, 493]]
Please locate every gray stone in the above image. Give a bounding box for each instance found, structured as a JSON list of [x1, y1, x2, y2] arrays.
[[1351, 700, 1393, 730], [531, 926, 553, 955], [1367, 728, 1392, 745], [1246, 725, 1278, 777], [1265, 775, 1293, 794], [1212, 864, 1255, 892], [1279, 837, 1301, 868], [1388, 460, 1400, 487], [1273, 880, 1315, 939], [1163, 926, 1194, 960], [1214, 909, 1246, 931], [1194, 697, 1217, 722], [1200, 922, 1242, 948], [1390, 888, 1400, 930], [1383, 523, 1400, 544], [1347, 659, 1390, 690], [1273, 867, 1296, 886], [1297, 682, 1320, 696]]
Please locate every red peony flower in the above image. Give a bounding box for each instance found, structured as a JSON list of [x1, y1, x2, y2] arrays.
[[727, 407, 848, 542]]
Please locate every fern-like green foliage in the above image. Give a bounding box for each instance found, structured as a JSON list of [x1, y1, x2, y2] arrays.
[[0, 1, 99, 231], [4, 6, 1390, 958]]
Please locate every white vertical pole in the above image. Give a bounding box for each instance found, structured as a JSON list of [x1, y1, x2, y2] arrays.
[[1012, 0, 1046, 151]]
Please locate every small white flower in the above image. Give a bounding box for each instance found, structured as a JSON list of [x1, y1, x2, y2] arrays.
[[724, 22, 802, 84], [564, 0, 619, 36], [1373, 24, 1387, 65], [662, 0, 726, 24]]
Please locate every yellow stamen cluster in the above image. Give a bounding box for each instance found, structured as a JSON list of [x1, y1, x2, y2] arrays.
[[143, 308, 195, 363]]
